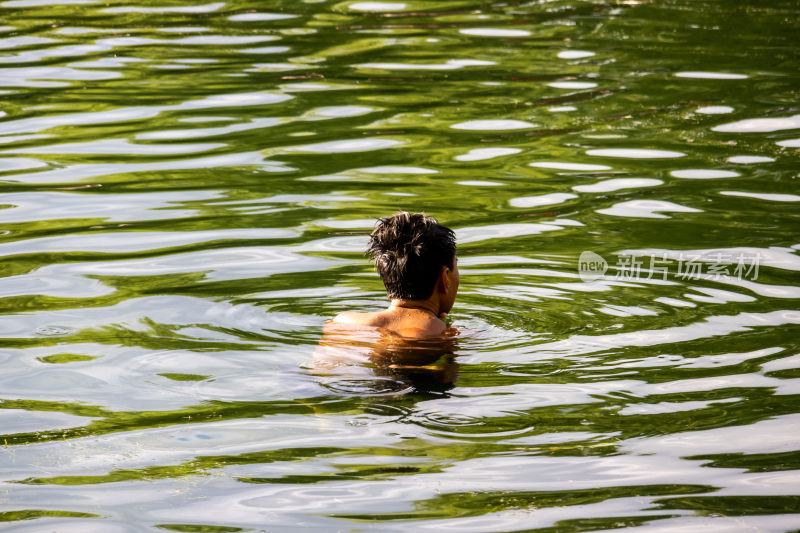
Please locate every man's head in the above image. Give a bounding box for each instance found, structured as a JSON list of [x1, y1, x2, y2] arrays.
[[367, 212, 457, 302]]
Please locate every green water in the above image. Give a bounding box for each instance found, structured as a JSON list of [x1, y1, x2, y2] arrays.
[[1, 0, 799, 530]]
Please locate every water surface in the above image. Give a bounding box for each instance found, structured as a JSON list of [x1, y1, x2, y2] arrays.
[[1, 0, 799, 531]]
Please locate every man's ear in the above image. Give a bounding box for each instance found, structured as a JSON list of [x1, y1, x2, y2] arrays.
[[438, 266, 450, 294]]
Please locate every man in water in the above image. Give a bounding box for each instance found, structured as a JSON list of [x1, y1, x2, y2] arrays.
[[314, 212, 459, 384], [330, 211, 459, 338]]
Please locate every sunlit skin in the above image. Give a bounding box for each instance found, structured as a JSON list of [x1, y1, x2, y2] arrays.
[[327, 256, 459, 339]]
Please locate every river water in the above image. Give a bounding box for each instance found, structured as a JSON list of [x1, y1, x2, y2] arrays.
[[1, 0, 799, 531]]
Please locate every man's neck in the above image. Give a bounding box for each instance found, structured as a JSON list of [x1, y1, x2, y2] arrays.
[[389, 299, 440, 318]]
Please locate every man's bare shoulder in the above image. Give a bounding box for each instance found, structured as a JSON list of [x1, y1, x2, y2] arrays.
[[331, 311, 385, 327], [328, 309, 450, 339], [323, 312, 387, 337]]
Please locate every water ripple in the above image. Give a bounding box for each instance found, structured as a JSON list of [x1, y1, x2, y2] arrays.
[[1, 0, 798, 530]]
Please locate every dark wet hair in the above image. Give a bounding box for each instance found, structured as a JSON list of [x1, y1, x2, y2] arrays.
[[366, 212, 456, 300]]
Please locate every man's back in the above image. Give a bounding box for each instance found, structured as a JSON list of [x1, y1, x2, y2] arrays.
[[330, 306, 448, 339]]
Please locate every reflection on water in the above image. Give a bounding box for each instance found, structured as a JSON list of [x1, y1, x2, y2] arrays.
[[1, 0, 799, 530], [313, 323, 459, 394]]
